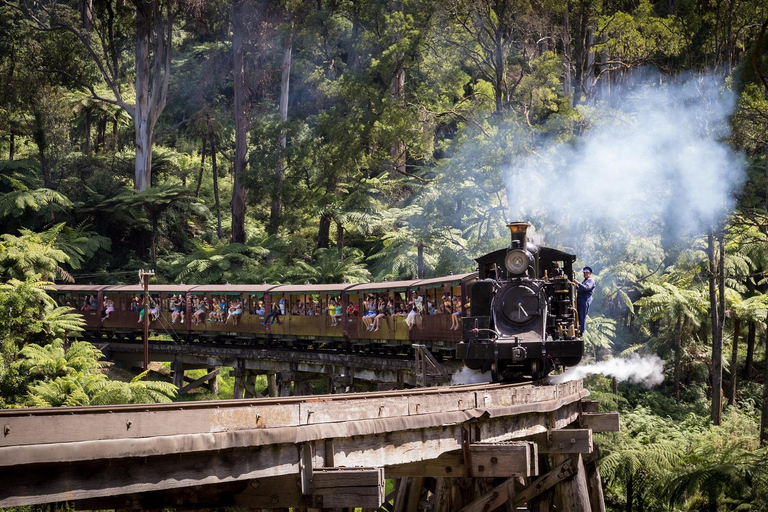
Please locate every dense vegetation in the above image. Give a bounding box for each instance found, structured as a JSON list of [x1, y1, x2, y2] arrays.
[[2, 0, 768, 509]]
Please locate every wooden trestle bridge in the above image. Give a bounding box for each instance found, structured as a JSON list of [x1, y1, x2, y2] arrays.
[[0, 379, 618, 511]]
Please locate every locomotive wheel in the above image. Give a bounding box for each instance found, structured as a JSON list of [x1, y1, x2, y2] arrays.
[[530, 360, 541, 381], [491, 362, 500, 382]]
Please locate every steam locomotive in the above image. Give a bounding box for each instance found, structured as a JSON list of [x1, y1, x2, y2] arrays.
[[456, 222, 584, 381]]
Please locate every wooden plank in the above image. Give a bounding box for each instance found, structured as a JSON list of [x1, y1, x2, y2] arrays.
[[312, 468, 385, 509], [299, 396, 409, 425], [580, 412, 620, 432], [0, 444, 301, 507], [541, 429, 593, 454], [178, 368, 218, 395], [300, 444, 313, 495], [386, 451, 465, 478], [581, 400, 600, 413], [469, 442, 534, 477], [407, 391, 476, 415]]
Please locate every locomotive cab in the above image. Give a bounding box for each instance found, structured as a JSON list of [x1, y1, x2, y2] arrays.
[[457, 222, 584, 381]]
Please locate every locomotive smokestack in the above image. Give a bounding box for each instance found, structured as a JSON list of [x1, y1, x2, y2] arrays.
[[507, 222, 530, 250]]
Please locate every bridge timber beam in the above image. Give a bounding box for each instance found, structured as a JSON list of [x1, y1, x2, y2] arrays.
[[0, 380, 615, 510]]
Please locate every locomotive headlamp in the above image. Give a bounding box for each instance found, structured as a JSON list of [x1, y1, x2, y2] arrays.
[[505, 249, 530, 275]]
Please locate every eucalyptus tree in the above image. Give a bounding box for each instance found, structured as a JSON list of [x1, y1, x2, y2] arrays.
[[0, 0, 194, 191]]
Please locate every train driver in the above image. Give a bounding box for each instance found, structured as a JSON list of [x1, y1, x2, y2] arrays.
[[571, 267, 595, 334]]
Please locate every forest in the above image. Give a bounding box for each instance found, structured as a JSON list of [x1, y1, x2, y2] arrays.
[[2, 0, 768, 509]]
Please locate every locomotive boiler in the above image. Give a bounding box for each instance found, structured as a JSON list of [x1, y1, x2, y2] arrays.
[[456, 222, 584, 381]]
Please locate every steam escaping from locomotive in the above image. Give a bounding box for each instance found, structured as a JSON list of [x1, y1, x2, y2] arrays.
[[505, 72, 746, 242], [548, 353, 665, 388]]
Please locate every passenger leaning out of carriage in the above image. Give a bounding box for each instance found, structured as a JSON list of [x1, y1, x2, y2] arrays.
[[262, 304, 281, 325], [450, 296, 463, 330], [171, 295, 185, 324], [226, 300, 243, 325], [371, 298, 389, 332], [192, 297, 207, 326], [362, 296, 377, 330], [103, 297, 115, 319]]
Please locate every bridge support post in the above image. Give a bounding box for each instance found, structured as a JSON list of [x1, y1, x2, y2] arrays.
[[206, 367, 219, 395], [267, 373, 278, 397], [552, 453, 592, 512], [172, 358, 184, 389]]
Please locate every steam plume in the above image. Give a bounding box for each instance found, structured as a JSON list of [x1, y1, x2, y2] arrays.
[[505, 72, 746, 243], [548, 353, 665, 388], [451, 367, 492, 385]]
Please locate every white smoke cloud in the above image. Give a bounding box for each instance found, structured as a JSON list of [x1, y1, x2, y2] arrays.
[[451, 367, 492, 385], [505, 72, 746, 242], [548, 353, 665, 388]]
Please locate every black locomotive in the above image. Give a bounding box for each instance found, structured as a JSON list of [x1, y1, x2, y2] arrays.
[[456, 222, 584, 381]]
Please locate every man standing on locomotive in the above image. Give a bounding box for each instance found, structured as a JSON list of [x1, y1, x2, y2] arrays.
[[572, 267, 595, 334]]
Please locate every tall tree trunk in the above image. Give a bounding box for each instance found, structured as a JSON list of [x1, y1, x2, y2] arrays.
[[708, 230, 723, 425], [80, 0, 92, 41], [336, 220, 344, 253], [745, 321, 755, 379], [390, 66, 406, 176], [674, 315, 683, 400], [317, 214, 332, 249], [8, 130, 14, 160], [133, 0, 172, 191], [230, 0, 248, 243], [209, 123, 222, 239], [626, 471, 633, 512], [195, 136, 206, 198], [84, 108, 92, 154], [417, 243, 425, 279], [728, 317, 741, 407], [269, 20, 293, 236], [562, 2, 572, 104], [761, 308, 768, 445]]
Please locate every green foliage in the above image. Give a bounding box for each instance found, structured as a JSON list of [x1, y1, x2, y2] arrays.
[[0, 277, 84, 351]]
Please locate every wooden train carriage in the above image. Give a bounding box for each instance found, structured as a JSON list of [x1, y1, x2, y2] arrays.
[[50, 285, 111, 331], [185, 284, 278, 341], [410, 273, 476, 355], [266, 283, 352, 345], [99, 284, 196, 339], [345, 279, 419, 351]]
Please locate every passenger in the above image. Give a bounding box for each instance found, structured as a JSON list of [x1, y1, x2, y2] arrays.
[[255, 301, 266, 315], [137, 300, 148, 323], [130, 296, 141, 312], [571, 266, 596, 334], [226, 300, 243, 325], [442, 294, 452, 315], [362, 296, 377, 331], [405, 305, 418, 331], [279, 297, 285, 315], [371, 299, 387, 331], [307, 297, 316, 316], [171, 295, 185, 324], [347, 303, 359, 317], [450, 297, 462, 330], [218, 297, 227, 323], [81, 301, 91, 311], [89, 295, 97, 310], [329, 298, 340, 326], [262, 304, 281, 325], [103, 297, 115, 319], [192, 298, 206, 325], [150, 299, 161, 321]]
